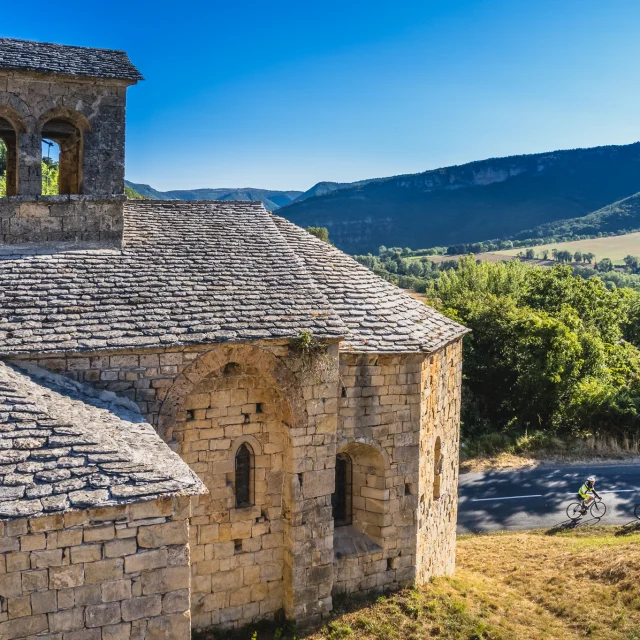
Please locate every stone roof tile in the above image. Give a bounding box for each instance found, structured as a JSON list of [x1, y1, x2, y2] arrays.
[[0, 200, 467, 356], [0, 37, 142, 81], [0, 201, 346, 355], [0, 360, 205, 520], [272, 215, 469, 352]]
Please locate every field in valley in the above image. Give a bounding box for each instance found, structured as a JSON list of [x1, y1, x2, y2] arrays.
[[495, 232, 640, 264], [303, 526, 640, 640]]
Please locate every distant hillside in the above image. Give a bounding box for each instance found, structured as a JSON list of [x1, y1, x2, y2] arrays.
[[515, 191, 640, 239], [124, 181, 302, 211], [293, 179, 379, 202], [278, 143, 640, 254]]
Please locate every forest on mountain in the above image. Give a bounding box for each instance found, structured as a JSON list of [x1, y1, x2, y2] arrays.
[[279, 142, 640, 254]]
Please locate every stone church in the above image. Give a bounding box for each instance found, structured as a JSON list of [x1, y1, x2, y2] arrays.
[[0, 37, 467, 639]]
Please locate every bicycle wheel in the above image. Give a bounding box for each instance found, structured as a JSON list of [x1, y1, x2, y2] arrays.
[[566, 502, 583, 521], [634, 504, 640, 520], [590, 501, 606, 518]]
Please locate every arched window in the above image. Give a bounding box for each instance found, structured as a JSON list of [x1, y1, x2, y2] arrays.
[[41, 117, 83, 195], [235, 443, 254, 508], [0, 117, 18, 197], [433, 437, 442, 500], [332, 452, 352, 527]]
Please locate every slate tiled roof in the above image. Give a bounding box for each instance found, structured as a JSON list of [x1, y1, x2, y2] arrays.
[[0, 201, 345, 355], [272, 215, 469, 352], [0, 361, 205, 520], [0, 200, 466, 356], [0, 38, 143, 81]]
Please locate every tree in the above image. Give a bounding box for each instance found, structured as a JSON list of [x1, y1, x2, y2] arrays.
[[583, 252, 595, 264], [551, 248, 558, 261], [306, 227, 330, 243], [542, 249, 549, 260], [574, 251, 583, 263], [595, 258, 613, 273], [525, 248, 536, 260], [624, 255, 640, 273]]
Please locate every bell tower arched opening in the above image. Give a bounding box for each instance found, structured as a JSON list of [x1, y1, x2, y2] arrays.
[[0, 117, 18, 196]]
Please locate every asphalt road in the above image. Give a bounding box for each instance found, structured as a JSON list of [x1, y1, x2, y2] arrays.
[[458, 463, 640, 534]]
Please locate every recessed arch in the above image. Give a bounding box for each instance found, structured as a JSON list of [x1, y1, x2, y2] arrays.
[[0, 105, 25, 197], [38, 107, 90, 195], [158, 343, 305, 443]]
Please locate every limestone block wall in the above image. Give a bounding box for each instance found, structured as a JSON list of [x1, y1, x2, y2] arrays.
[[0, 70, 129, 197], [0, 496, 193, 640], [416, 339, 463, 583], [0, 196, 124, 246], [15, 340, 341, 630], [334, 353, 424, 596], [176, 362, 287, 629]]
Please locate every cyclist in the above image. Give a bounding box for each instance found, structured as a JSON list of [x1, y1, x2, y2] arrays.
[[578, 476, 600, 513]]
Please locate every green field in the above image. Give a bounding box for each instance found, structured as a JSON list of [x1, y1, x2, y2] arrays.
[[496, 232, 640, 264]]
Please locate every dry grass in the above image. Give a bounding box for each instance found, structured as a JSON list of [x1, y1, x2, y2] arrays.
[[494, 232, 640, 264], [302, 526, 640, 640]]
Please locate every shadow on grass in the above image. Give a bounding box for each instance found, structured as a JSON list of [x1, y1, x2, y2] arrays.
[[614, 521, 640, 536], [545, 515, 606, 535]]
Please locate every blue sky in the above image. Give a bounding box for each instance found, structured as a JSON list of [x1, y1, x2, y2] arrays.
[[7, 0, 640, 191]]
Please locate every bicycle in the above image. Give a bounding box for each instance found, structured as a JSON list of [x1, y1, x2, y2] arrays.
[[566, 497, 607, 521]]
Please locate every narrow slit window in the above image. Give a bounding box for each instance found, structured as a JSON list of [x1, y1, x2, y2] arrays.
[[332, 452, 352, 527], [235, 443, 253, 508], [434, 437, 442, 500]]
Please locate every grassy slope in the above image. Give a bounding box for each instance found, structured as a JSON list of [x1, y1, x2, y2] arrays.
[[495, 231, 640, 263], [278, 143, 640, 255], [517, 191, 640, 240], [304, 527, 640, 640]]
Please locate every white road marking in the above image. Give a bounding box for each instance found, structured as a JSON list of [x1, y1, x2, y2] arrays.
[[471, 494, 543, 502]]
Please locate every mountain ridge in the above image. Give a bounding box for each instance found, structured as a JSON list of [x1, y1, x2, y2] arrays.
[[124, 181, 303, 211], [277, 142, 640, 253]]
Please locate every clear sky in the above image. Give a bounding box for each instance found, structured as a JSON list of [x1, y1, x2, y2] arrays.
[[6, 0, 640, 191]]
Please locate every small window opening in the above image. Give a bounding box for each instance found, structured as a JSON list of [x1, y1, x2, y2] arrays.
[[433, 437, 442, 500], [0, 118, 18, 197], [387, 558, 393, 570], [185, 409, 195, 420], [404, 483, 412, 496], [341, 386, 347, 398], [235, 443, 254, 508], [332, 452, 352, 527], [256, 403, 263, 414], [41, 139, 59, 195], [234, 539, 243, 553], [41, 118, 82, 195]]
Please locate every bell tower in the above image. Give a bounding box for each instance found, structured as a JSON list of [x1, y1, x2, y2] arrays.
[[0, 38, 142, 246]]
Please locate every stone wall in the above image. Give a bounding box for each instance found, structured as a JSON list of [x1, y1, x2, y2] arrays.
[[0, 495, 193, 640], [0, 196, 124, 246], [416, 339, 463, 582], [333, 352, 424, 596], [0, 70, 130, 198], [14, 340, 341, 630], [13, 337, 464, 631]]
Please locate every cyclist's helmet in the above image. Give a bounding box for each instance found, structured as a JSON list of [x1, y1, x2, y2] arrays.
[[587, 476, 596, 485]]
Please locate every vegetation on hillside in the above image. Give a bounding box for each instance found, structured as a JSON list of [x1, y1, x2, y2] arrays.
[[125, 184, 146, 200], [427, 258, 640, 441], [517, 190, 640, 240], [280, 142, 640, 254]]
